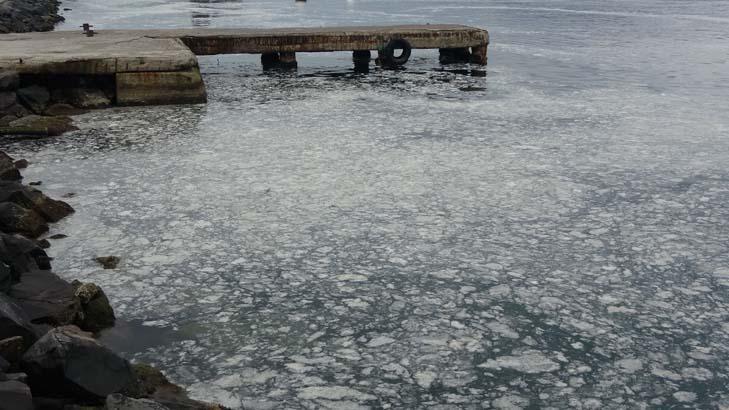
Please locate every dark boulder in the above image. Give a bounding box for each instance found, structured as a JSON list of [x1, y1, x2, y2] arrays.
[[0, 72, 19, 91], [13, 159, 28, 169], [95, 256, 120, 269], [43, 103, 87, 117], [122, 363, 222, 410], [7, 114, 78, 137], [0, 263, 9, 294], [0, 232, 52, 280], [0, 181, 75, 222], [107, 394, 170, 410], [0, 294, 37, 349], [16, 86, 50, 115], [21, 326, 134, 401], [0, 92, 15, 111], [0, 152, 21, 181], [0, 202, 48, 238], [0, 336, 24, 365], [0, 380, 33, 410], [72, 281, 115, 332], [64, 88, 112, 109], [9, 269, 82, 327]]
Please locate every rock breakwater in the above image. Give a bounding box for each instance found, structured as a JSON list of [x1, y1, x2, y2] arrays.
[[0, 150, 225, 409], [0, 0, 64, 34]]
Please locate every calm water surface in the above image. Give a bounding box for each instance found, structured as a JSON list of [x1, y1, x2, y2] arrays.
[[5, 0, 729, 408]]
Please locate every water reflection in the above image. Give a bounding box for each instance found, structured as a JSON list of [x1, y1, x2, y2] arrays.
[[189, 0, 242, 27]]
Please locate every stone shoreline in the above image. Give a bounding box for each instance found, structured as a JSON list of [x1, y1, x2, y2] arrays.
[[0, 0, 64, 34], [1, 151, 225, 409]]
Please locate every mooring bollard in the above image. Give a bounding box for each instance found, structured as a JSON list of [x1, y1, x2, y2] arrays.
[[80, 23, 95, 37]]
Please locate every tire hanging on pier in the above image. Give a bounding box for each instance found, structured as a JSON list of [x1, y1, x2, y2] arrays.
[[380, 39, 412, 67]]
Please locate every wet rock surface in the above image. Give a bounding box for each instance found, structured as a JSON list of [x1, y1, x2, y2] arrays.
[[21, 325, 133, 400], [0, 151, 221, 409], [0, 0, 64, 34]]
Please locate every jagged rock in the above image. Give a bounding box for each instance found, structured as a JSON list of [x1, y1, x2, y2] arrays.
[[8, 114, 77, 136], [0, 72, 19, 91], [0, 380, 33, 410], [0, 152, 20, 181], [107, 394, 169, 410], [21, 326, 134, 400], [43, 103, 87, 117], [0, 0, 64, 33], [0, 336, 24, 365], [0, 103, 28, 119], [64, 88, 112, 109], [122, 363, 222, 410], [0, 372, 27, 383], [16, 86, 50, 115], [13, 159, 28, 169], [0, 294, 37, 349], [0, 115, 15, 127], [36, 239, 50, 249], [72, 281, 115, 332], [0, 263, 9, 294], [0, 232, 52, 280], [0, 92, 15, 111], [0, 202, 48, 238], [49, 234, 67, 240], [95, 256, 120, 269], [9, 269, 82, 327], [0, 181, 75, 222]]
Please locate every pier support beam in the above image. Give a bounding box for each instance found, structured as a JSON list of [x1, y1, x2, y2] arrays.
[[278, 52, 298, 69], [261, 52, 297, 70], [261, 52, 280, 70], [353, 50, 371, 72], [470, 43, 488, 65], [439, 47, 471, 65]]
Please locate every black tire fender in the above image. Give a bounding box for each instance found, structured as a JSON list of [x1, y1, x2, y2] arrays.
[[382, 39, 412, 66]]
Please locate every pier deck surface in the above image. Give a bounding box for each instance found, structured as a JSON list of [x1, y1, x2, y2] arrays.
[[0, 25, 489, 74]]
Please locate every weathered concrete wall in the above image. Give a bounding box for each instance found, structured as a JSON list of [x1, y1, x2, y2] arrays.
[[116, 68, 207, 106]]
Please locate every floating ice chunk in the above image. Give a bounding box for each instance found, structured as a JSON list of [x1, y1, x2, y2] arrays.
[[298, 386, 376, 401], [487, 322, 519, 339], [616, 358, 643, 374], [388, 257, 408, 266], [681, 367, 713, 381], [488, 284, 511, 297], [673, 391, 697, 403], [307, 331, 325, 342], [344, 298, 370, 308], [367, 336, 395, 347], [336, 274, 368, 281], [478, 351, 559, 373], [415, 370, 437, 388], [231, 257, 246, 265], [492, 394, 530, 409], [651, 366, 682, 381], [315, 399, 370, 410]]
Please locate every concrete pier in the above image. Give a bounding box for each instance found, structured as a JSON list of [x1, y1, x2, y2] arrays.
[[0, 25, 488, 106]]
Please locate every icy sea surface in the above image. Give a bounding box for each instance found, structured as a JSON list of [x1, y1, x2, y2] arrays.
[[6, 0, 729, 408]]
